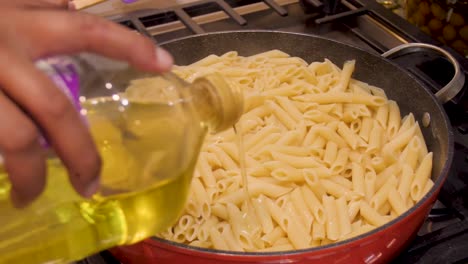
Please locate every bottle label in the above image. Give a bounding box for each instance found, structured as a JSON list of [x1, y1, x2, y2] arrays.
[[35, 56, 83, 147], [36, 56, 81, 111]]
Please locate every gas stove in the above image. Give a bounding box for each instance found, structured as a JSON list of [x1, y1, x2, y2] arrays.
[[80, 0, 468, 263]]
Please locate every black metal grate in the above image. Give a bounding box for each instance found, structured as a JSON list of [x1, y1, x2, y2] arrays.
[[115, 0, 287, 37]]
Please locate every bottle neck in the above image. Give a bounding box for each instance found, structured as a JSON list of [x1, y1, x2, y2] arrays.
[[183, 73, 243, 134]]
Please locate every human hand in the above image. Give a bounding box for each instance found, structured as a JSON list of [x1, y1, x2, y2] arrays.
[[0, 6, 173, 207], [3, 0, 142, 11], [0, 0, 70, 9]]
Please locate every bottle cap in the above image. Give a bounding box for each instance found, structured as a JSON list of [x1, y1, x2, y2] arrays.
[[194, 73, 244, 133]]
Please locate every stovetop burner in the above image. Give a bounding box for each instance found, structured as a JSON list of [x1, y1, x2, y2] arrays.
[[79, 0, 468, 263]]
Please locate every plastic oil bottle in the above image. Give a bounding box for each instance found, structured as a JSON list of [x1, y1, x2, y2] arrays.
[[0, 53, 243, 264]]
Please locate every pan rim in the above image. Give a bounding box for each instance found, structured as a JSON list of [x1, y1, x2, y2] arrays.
[[149, 29, 455, 257]]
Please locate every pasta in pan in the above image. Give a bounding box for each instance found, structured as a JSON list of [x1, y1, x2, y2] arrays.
[[156, 50, 433, 252]]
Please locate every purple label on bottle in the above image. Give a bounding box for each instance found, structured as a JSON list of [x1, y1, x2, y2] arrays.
[[36, 56, 82, 148], [52, 65, 80, 108], [42, 57, 81, 111]]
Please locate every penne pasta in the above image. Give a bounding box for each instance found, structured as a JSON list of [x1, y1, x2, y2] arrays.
[[388, 188, 406, 216], [360, 201, 387, 226], [271, 151, 323, 168], [375, 103, 389, 129], [364, 169, 377, 202], [410, 153, 433, 201], [323, 195, 340, 241], [301, 186, 326, 224], [312, 222, 326, 241], [252, 196, 274, 234], [330, 148, 350, 174], [304, 109, 338, 123], [330, 176, 353, 190], [367, 121, 383, 154], [370, 175, 398, 210], [294, 92, 386, 107], [397, 164, 414, 203], [359, 117, 373, 142], [265, 197, 288, 231], [352, 162, 365, 196], [347, 200, 361, 222], [329, 104, 343, 120], [350, 119, 362, 134], [285, 203, 311, 249], [209, 227, 230, 251], [336, 197, 352, 238], [333, 60, 355, 92], [337, 122, 358, 150], [307, 126, 348, 148], [401, 136, 421, 171], [415, 124, 429, 163], [191, 178, 211, 219], [290, 188, 314, 232], [382, 123, 418, 163], [207, 145, 239, 170], [211, 203, 228, 220], [262, 226, 286, 246], [387, 100, 401, 139], [216, 223, 244, 251], [198, 154, 216, 187], [266, 100, 297, 130], [271, 166, 304, 182], [157, 50, 433, 252], [322, 179, 362, 201]]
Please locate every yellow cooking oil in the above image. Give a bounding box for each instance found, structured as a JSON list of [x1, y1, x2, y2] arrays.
[[0, 96, 204, 264]]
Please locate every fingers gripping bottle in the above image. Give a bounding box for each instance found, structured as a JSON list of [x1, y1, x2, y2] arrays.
[[0, 53, 243, 264]]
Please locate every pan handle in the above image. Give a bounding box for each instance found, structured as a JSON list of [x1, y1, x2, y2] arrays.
[[381, 43, 465, 104]]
